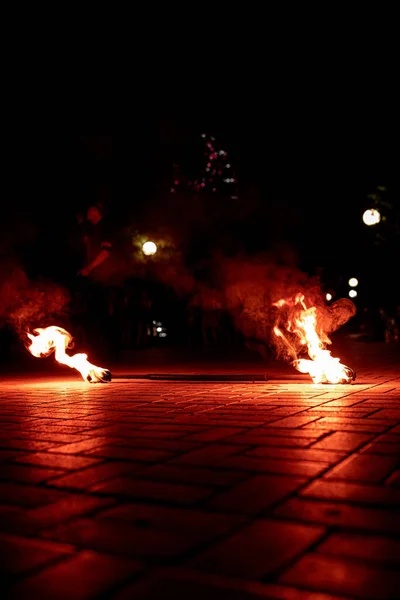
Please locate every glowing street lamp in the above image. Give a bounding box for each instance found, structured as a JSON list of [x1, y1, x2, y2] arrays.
[[362, 208, 381, 226], [348, 278, 358, 287], [349, 289, 357, 298], [142, 241, 157, 256]]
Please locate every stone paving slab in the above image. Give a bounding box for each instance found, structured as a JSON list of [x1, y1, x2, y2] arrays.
[[0, 356, 399, 599]]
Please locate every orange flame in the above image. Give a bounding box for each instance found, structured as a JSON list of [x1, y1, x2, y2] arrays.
[[27, 326, 111, 383], [273, 294, 355, 384]]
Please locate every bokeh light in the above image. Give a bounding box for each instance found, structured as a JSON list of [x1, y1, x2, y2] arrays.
[[362, 208, 381, 226], [349, 289, 357, 298], [348, 278, 358, 287], [326, 293, 332, 301], [142, 241, 157, 256]]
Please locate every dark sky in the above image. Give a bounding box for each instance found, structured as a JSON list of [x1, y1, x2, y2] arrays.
[[5, 17, 398, 208], [4, 64, 399, 267]]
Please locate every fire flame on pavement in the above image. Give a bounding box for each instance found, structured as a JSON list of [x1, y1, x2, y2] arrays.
[[27, 326, 111, 383], [273, 294, 355, 384]]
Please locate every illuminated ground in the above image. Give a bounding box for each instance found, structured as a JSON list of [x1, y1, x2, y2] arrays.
[[1, 341, 400, 599]]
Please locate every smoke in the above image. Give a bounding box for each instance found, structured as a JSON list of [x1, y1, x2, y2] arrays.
[[0, 247, 356, 367], [0, 259, 71, 339], [147, 246, 356, 360], [218, 255, 315, 343], [271, 292, 357, 362], [220, 254, 355, 358]]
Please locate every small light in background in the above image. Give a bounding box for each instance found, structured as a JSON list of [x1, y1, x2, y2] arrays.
[[362, 208, 381, 226], [349, 289, 357, 298], [348, 278, 358, 287], [152, 321, 167, 338], [326, 293, 332, 301], [142, 241, 157, 256]]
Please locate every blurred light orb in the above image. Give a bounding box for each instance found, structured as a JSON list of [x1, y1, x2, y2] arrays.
[[142, 241, 157, 256], [326, 293, 332, 301], [362, 208, 381, 226], [348, 278, 358, 287], [349, 289, 357, 298]]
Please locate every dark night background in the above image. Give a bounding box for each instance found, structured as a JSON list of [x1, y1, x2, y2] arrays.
[[5, 100, 398, 276], [1, 47, 399, 364]]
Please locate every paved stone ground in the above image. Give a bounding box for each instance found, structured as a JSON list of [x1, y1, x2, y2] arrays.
[[0, 343, 400, 599]]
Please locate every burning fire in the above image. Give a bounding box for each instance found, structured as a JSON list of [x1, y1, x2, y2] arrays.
[[27, 326, 111, 383], [273, 294, 355, 384]]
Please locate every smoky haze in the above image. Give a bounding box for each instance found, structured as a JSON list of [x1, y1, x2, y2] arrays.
[[0, 259, 71, 339], [0, 242, 356, 365], [148, 246, 357, 360]]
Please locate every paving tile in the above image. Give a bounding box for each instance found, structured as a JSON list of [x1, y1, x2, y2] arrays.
[[218, 455, 329, 477], [0, 439, 57, 451], [171, 444, 244, 466], [13, 433, 89, 444], [317, 532, 400, 565], [24, 494, 114, 529], [140, 423, 207, 433], [90, 426, 189, 439], [315, 398, 369, 407], [43, 516, 212, 559], [92, 476, 214, 505], [300, 478, 400, 505], [13, 451, 102, 471], [225, 433, 313, 447], [324, 454, 399, 483], [44, 437, 112, 454], [0, 464, 63, 484], [0, 482, 66, 509], [113, 574, 256, 600], [311, 431, 374, 451], [97, 503, 245, 541], [255, 428, 330, 438], [266, 415, 322, 428], [303, 420, 388, 433], [7, 550, 141, 599], [48, 461, 140, 490], [136, 464, 247, 487], [0, 533, 74, 578], [209, 474, 306, 514], [113, 567, 344, 600], [280, 552, 400, 600], [183, 427, 246, 442], [306, 408, 376, 416], [245, 446, 345, 463], [274, 497, 400, 534], [371, 409, 400, 419], [386, 470, 400, 485], [0, 449, 34, 461], [83, 444, 174, 462], [109, 436, 200, 452], [178, 417, 265, 428], [192, 518, 325, 578], [361, 440, 400, 455]]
